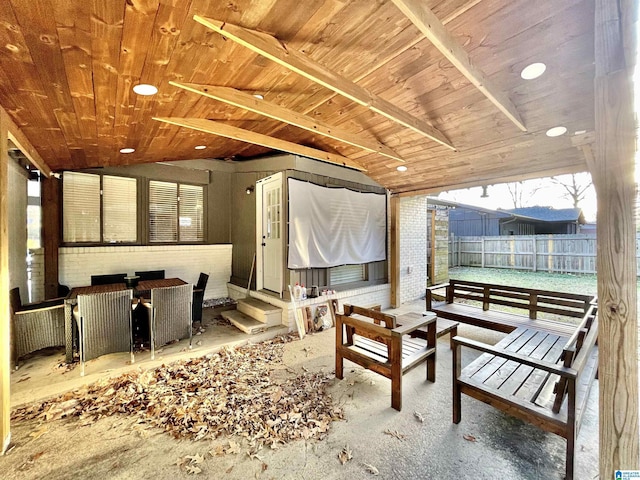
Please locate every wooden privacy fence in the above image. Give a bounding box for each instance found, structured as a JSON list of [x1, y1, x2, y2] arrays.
[[448, 234, 640, 275]]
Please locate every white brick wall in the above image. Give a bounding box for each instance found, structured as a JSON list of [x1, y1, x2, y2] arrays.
[[59, 244, 233, 299], [399, 196, 428, 304], [29, 248, 45, 302]]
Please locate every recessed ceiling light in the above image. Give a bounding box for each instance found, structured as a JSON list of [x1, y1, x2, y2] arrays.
[[132, 83, 158, 96], [574, 130, 587, 135], [545, 126, 567, 137], [253, 94, 264, 100], [120, 147, 135, 154], [521, 62, 546, 80], [194, 145, 207, 150], [396, 165, 408, 172]]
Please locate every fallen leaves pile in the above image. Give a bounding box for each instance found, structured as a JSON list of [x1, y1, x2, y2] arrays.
[[12, 336, 343, 449]]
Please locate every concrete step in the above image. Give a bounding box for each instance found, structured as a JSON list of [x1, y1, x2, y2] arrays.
[[237, 298, 282, 328], [222, 310, 268, 334]]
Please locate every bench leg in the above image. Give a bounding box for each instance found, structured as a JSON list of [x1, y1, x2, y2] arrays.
[[391, 373, 402, 411], [391, 341, 402, 411], [335, 323, 344, 379], [453, 342, 461, 424], [427, 321, 436, 382], [449, 326, 457, 350], [566, 435, 575, 480]]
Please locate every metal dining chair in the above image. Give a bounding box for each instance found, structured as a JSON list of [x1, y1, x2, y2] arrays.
[[73, 289, 134, 376], [192, 272, 209, 325], [144, 284, 193, 360]]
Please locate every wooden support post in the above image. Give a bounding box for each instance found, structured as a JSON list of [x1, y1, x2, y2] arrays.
[[430, 209, 436, 284], [0, 109, 10, 454], [592, 1, 639, 477], [390, 196, 400, 308], [42, 177, 61, 298]]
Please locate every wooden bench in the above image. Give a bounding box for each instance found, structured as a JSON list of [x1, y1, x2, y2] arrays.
[[426, 280, 595, 336], [335, 304, 437, 411], [452, 303, 598, 480]]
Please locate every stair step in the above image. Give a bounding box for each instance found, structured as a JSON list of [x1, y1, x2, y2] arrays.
[[237, 298, 282, 327], [222, 310, 268, 334]]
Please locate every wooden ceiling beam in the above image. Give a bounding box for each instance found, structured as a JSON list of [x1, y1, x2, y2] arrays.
[[152, 117, 367, 172], [170, 81, 406, 163], [193, 15, 455, 151], [0, 106, 52, 177], [390, 0, 527, 132]]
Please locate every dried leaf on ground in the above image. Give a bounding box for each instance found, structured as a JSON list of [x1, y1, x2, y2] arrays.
[[364, 463, 379, 475], [338, 445, 353, 465], [29, 426, 48, 440], [186, 454, 204, 464], [413, 411, 425, 423], [383, 429, 405, 440], [463, 434, 477, 442], [185, 464, 201, 474], [11, 336, 343, 450]]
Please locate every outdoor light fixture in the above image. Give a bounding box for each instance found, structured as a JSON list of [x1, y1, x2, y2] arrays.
[[545, 126, 567, 137], [119, 147, 135, 154], [132, 83, 158, 95], [520, 62, 546, 80], [253, 93, 264, 100], [396, 165, 408, 172], [246, 186, 255, 194], [194, 145, 207, 150]]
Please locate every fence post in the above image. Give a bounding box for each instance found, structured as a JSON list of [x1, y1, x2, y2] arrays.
[[481, 237, 485, 268], [532, 237, 537, 272]]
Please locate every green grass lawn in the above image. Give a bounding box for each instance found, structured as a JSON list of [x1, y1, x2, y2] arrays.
[[448, 266, 599, 296]]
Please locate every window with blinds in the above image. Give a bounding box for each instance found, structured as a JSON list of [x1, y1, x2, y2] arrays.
[[329, 264, 366, 285], [149, 181, 178, 242], [179, 184, 204, 242], [149, 181, 204, 243], [63, 172, 137, 243], [103, 176, 137, 242], [63, 172, 100, 242]]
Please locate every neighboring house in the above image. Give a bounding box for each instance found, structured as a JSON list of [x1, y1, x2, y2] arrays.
[[428, 198, 586, 237], [501, 207, 586, 235]]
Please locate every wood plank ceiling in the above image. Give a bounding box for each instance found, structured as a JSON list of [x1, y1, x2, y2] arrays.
[[0, 0, 595, 194]]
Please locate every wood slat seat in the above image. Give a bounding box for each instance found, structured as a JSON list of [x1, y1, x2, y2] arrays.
[[335, 304, 437, 411], [453, 303, 598, 480], [426, 280, 594, 335]]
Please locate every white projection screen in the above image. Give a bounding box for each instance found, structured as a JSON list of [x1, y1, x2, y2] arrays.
[[287, 178, 386, 269]]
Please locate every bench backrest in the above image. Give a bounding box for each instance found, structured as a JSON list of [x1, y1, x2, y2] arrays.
[[552, 302, 598, 413], [447, 280, 594, 320]]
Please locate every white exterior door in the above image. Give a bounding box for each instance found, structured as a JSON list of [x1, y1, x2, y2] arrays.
[[256, 173, 283, 294]]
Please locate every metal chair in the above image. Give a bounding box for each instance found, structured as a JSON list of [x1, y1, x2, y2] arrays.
[[144, 284, 193, 360], [73, 289, 134, 376], [10, 287, 65, 362], [192, 273, 209, 324], [90, 273, 127, 286]]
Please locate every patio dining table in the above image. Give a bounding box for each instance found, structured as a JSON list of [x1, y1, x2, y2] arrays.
[[63, 278, 187, 362]]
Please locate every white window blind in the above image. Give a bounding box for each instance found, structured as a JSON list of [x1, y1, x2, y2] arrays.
[[179, 184, 204, 242], [149, 180, 177, 242], [103, 175, 137, 242], [63, 172, 100, 242], [330, 264, 366, 285]]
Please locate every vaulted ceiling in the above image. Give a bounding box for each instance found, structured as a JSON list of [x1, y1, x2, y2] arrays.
[[0, 0, 595, 193]]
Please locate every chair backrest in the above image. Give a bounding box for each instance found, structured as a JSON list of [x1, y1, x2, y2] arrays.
[[77, 289, 133, 362], [135, 270, 165, 281], [196, 272, 209, 290], [9, 287, 22, 313], [151, 283, 193, 348], [91, 273, 127, 286]]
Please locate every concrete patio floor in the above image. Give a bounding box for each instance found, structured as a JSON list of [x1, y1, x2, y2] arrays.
[[2, 300, 598, 479]]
